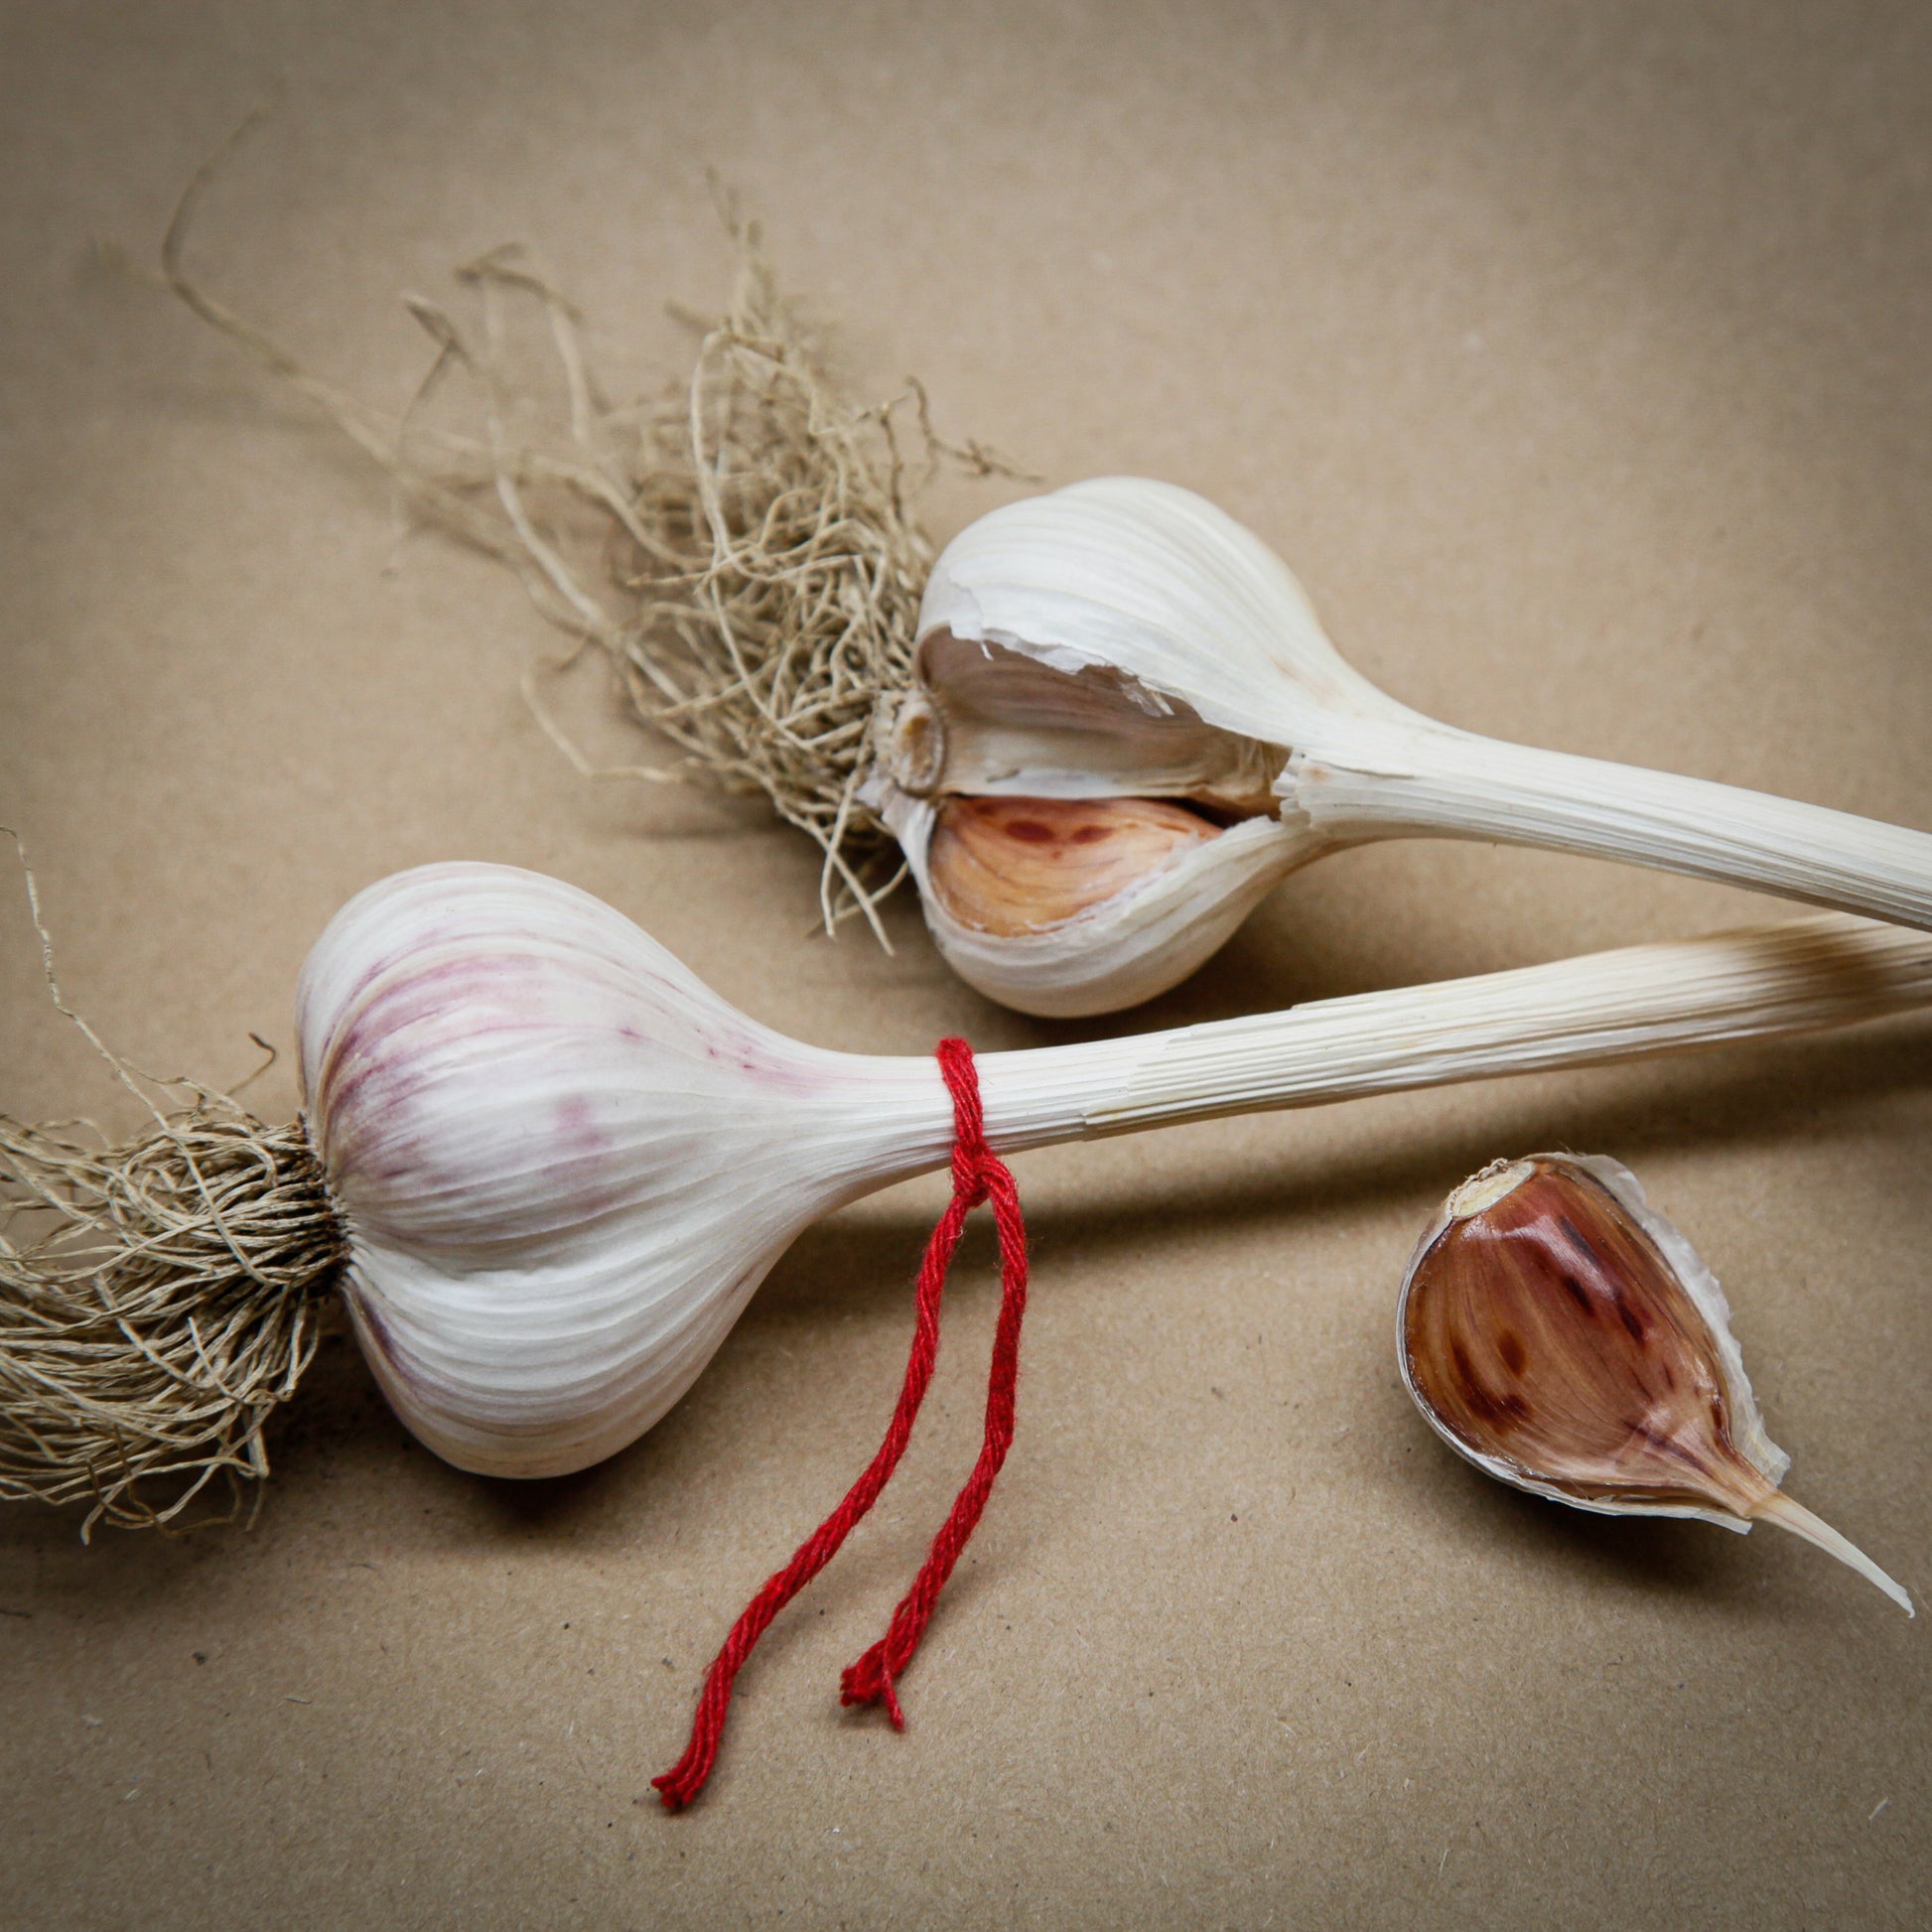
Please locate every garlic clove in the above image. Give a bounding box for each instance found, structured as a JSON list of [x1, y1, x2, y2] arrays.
[[876, 786, 1310, 1017], [925, 794, 1221, 937], [1398, 1154, 1912, 1613]]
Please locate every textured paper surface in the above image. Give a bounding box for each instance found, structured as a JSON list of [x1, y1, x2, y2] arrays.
[[2, 5, 1928, 1926]]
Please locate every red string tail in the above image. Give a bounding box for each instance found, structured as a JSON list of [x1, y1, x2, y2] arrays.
[[838, 1142, 1028, 1723], [652, 1036, 1031, 1811]]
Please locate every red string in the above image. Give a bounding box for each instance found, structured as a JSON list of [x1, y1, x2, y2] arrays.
[[651, 1036, 1030, 1812]]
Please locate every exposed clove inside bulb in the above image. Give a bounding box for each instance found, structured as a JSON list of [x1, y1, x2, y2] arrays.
[[925, 795, 1221, 936], [866, 478, 1932, 1017], [1398, 1153, 1912, 1613]]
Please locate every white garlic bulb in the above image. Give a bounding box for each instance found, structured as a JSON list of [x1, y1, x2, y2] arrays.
[[296, 863, 1932, 1480], [1398, 1153, 1912, 1613], [299, 865, 956, 1476], [867, 478, 1932, 1017]]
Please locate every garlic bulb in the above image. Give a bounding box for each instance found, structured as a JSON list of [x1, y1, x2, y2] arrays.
[[1399, 1153, 1912, 1613], [867, 478, 1932, 1016], [295, 863, 1932, 1481]]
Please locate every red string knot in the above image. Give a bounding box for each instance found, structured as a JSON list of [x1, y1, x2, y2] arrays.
[[651, 1035, 1031, 1812]]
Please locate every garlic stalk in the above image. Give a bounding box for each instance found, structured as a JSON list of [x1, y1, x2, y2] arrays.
[[293, 865, 1932, 1479], [869, 478, 1932, 1016], [1398, 1153, 1912, 1614]]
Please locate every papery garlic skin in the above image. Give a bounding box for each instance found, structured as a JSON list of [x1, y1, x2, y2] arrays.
[[297, 864, 954, 1478], [911, 476, 1405, 750]]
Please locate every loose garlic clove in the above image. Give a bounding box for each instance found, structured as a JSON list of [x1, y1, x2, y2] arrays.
[[926, 795, 1220, 937], [1398, 1154, 1912, 1614], [869, 476, 1932, 1018]]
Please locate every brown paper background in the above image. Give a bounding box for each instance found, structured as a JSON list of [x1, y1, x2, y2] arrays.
[[3, 4, 1929, 1926]]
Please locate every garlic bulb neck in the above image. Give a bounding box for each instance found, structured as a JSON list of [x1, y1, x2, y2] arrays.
[[1291, 719, 1932, 932], [296, 865, 1932, 1483]]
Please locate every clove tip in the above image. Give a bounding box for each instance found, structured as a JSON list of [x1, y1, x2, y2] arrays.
[[1750, 1488, 1915, 1618]]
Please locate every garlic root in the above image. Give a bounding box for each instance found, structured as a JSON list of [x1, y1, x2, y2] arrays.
[[0, 1106, 344, 1536]]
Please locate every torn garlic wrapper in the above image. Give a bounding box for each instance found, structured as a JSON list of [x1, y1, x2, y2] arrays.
[[1398, 1153, 1912, 1613], [866, 478, 1932, 1017]]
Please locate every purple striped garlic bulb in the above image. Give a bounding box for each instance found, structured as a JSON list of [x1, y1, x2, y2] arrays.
[[288, 864, 1932, 1482]]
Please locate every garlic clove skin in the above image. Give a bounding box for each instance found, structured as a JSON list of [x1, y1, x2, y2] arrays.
[[926, 795, 1223, 937], [876, 785, 1311, 1017], [1398, 1154, 1912, 1613], [297, 864, 955, 1478]]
